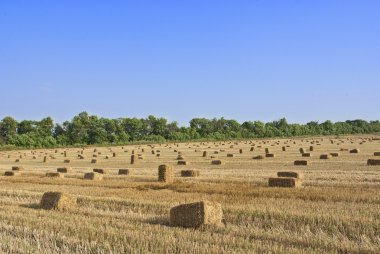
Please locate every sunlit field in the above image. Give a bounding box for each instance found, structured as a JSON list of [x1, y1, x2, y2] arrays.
[[0, 135, 379, 253]]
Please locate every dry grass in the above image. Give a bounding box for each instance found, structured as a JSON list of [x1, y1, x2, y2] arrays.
[[0, 135, 378, 253]]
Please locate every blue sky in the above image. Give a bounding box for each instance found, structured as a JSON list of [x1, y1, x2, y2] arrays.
[[0, 1, 379, 126]]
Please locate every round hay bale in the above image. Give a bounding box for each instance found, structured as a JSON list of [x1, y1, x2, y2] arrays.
[[239, 149, 243, 154], [330, 152, 340, 157], [373, 152, 380, 156], [169, 201, 223, 228], [181, 170, 200, 177], [253, 155, 264, 160], [40, 192, 76, 211], [265, 148, 270, 154], [282, 146, 286, 151], [302, 153, 312, 157], [309, 146, 314, 152], [158, 164, 173, 183], [84, 172, 103, 180], [265, 153, 275, 158], [64, 159, 71, 163], [91, 159, 97, 164], [202, 151, 207, 157], [227, 154, 235, 158]]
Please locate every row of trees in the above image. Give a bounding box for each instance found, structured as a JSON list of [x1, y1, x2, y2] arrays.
[[0, 112, 379, 148]]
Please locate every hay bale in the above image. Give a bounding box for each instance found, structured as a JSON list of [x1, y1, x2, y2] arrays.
[[268, 177, 302, 188], [282, 146, 286, 151], [156, 154, 161, 157], [46, 172, 63, 178], [4, 171, 20, 176], [277, 171, 302, 179], [302, 153, 312, 157], [265, 148, 270, 154], [118, 169, 133, 175], [57, 167, 72, 173], [367, 159, 380, 166], [202, 151, 207, 157], [158, 164, 173, 183], [12, 166, 24, 171], [211, 160, 224, 165], [239, 149, 243, 154], [227, 154, 235, 157], [253, 155, 264, 160], [373, 152, 380, 156], [250, 147, 254, 151], [93, 168, 108, 174], [40, 192, 76, 210], [169, 201, 223, 228], [78, 155, 85, 159], [130, 155, 136, 165], [309, 146, 314, 152], [350, 149, 360, 153], [330, 152, 340, 157], [91, 159, 97, 164], [64, 159, 71, 163], [299, 148, 305, 154], [84, 172, 103, 180], [265, 153, 275, 158], [294, 160, 309, 166], [177, 160, 189, 165], [43, 156, 47, 163], [176, 155, 184, 160], [320, 154, 331, 159], [181, 170, 200, 177]]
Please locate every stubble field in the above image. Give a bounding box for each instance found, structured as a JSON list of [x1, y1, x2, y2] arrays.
[[0, 136, 379, 254]]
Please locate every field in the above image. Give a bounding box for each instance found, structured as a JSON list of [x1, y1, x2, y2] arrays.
[[0, 136, 379, 253]]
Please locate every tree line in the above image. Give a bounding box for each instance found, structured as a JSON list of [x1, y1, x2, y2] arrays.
[[0, 112, 379, 148]]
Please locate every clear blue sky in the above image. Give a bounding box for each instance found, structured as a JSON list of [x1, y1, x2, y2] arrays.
[[1, 1, 379, 126]]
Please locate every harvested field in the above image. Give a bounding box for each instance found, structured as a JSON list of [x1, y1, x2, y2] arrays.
[[0, 135, 379, 253]]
